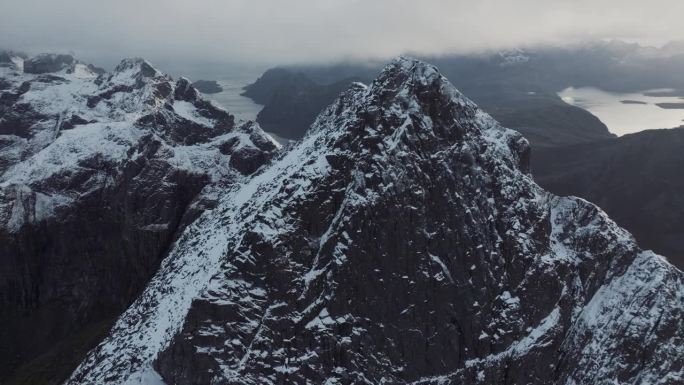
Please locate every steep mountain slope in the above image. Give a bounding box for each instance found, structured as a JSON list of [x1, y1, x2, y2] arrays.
[[534, 127, 684, 270], [69, 58, 683, 385], [242, 43, 684, 267], [0, 53, 278, 384]]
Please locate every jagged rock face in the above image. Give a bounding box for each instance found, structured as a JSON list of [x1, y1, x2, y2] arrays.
[[23, 53, 76, 74], [68, 58, 683, 385], [0, 55, 278, 382]]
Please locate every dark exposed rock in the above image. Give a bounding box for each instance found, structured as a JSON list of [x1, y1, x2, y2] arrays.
[[139, 61, 158, 78], [0, 103, 46, 138], [218, 136, 241, 155], [242, 121, 278, 152], [86, 95, 102, 108], [0, 155, 210, 381], [86, 63, 106, 76], [23, 54, 75, 74], [33, 74, 67, 84], [155, 81, 173, 99], [0, 54, 278, 384], [174, 77, 200, 102], [69, 58, 684, 385], [59, 114, 91, 131], [87, 85, 135, 108], [229, 145, 271, 175], [194, 99, 233, 127]]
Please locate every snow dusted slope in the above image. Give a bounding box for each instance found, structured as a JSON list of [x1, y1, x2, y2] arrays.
[[0, 53, 278, 382], [69, 57, 683, 385]]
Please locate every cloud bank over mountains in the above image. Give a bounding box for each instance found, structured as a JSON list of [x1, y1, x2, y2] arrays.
[[1, 0, 682, 67]]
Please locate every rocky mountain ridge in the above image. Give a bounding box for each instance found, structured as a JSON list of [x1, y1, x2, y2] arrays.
[[67, 58, 683, 385], [0, 52, 278, 384]]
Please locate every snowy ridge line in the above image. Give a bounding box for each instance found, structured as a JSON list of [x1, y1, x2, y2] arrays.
[[66, 126, 336, 384], [65, 56, 684, 384], [0, 54, 276, 231], [0, 52, 280, 384]]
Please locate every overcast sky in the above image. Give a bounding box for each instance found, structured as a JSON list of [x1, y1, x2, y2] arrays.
[[2, 0, 683, 72]]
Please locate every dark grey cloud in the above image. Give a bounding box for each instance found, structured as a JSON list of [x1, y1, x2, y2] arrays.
[[1, 0, 682, 69]]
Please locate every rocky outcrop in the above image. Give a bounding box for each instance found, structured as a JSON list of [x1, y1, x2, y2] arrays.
[[0, 55, 278, 383], [68, 58, 683, 385], [23, 53, 75, 74]]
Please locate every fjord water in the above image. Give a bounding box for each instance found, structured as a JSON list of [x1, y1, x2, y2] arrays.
[[559, 87, 684, 136], [205, 75, 292, 145], [205, 75, 263, 122]]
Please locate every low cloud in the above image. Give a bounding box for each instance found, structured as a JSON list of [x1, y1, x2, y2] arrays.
[[2, 0, 682, 70]]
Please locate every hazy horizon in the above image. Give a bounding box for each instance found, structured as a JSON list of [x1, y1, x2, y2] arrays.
[[2, 0, 684, 76]]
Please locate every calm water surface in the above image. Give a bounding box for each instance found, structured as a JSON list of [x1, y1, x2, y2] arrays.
[[205, 76, 292, 145], [206, 76, 263, 123], [558, 87, 684, 136]]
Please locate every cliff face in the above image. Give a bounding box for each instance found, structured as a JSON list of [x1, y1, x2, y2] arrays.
[[67, 58, 684, 385], [0, 54, 277, 383]]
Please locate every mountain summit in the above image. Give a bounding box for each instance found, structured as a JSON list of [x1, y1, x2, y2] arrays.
[[63, 57, 684, 385]]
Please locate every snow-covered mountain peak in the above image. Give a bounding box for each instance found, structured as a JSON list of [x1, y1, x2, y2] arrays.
[[312, 56, 530, 174], [0, 53, 280, 380], [110, 57, 164, 84], [67, 57, 684, 385], [0, 53, 278, 231]]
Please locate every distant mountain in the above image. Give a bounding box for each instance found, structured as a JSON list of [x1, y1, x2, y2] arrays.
[[534, 127, 684, 270], [192, 79, 223, 94], [243, 40, 684, 146], [242, 59, 614, 147], [0, 53, 277, 384], [68, 58, 684, 385], [242, 68, 364, 139]]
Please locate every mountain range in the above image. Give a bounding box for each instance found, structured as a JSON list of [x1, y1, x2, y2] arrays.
[[0, 51, 684, 384], [0, 52, 278, 384], [0, 52, 682, 384], [240, 41, 684, 270]]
